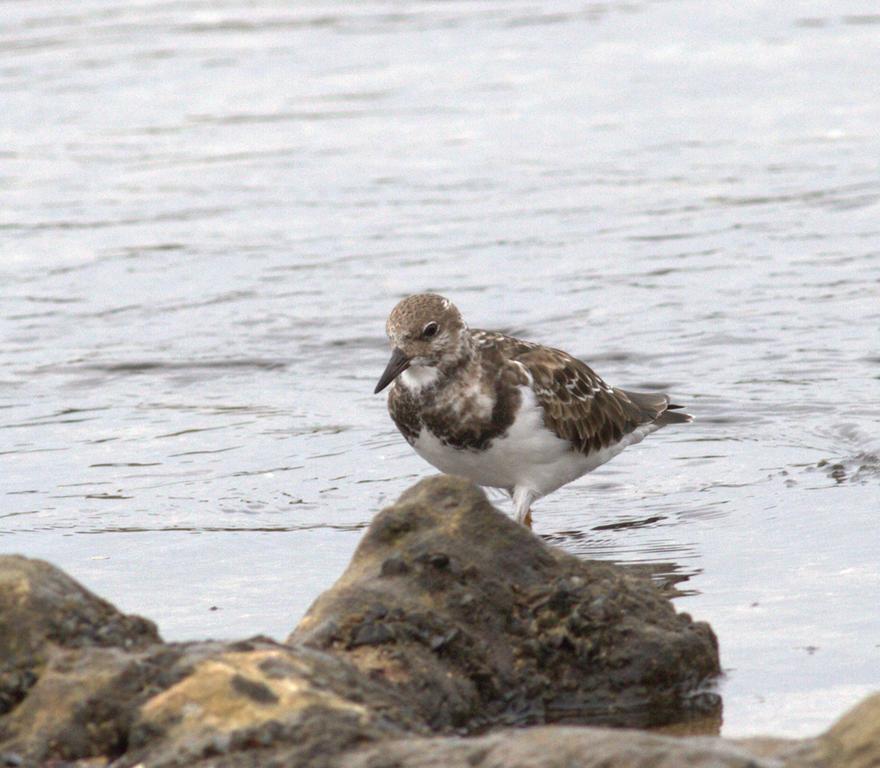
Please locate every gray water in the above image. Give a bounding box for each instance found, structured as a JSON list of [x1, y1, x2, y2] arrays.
[[2, 0, 879, 739]]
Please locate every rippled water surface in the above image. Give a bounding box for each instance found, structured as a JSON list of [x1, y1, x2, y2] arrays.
[[3, 0, 879, 738]]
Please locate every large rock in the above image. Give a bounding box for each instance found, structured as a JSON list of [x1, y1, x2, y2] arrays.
[[0, 556, 159, 715], [0, 556, 162, 764], [816, 692, 880, 768], [118, 639, 425, 768], [0, 627, 422, 768], [0, 645, 164, 763], [339, 727, 789, 768], [9, 477, 814, 768], [291, 475, 721, 732]]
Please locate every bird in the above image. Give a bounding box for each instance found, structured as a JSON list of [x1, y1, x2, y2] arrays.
[[374, 293, 692, 528]]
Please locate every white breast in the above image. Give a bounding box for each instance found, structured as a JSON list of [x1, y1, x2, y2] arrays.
[[411, 386, 654, 498], [400, 365, 439, 391]]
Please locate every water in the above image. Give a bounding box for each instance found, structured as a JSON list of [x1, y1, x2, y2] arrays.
[[2, 0, 879, 739]]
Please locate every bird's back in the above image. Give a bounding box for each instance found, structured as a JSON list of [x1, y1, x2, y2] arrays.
[[469, 328, 691, 457]]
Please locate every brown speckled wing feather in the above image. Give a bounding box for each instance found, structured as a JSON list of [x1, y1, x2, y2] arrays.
[[471, 329, 665, 456], [470, 329, 540, 357]]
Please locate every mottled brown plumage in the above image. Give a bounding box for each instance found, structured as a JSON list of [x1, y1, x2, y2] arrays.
[[375, 294, 692, 527], [388, 333, 525, 450]]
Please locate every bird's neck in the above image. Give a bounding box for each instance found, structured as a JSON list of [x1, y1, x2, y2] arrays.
[[400, 339, 479, 395]]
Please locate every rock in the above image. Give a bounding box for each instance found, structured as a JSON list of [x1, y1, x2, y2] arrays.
[[291, 475, 721, 732], [0, 646, 160, 763], [816, 692, 880, 768], [0, 631, 423, 768], [0, 555, 159, 716], [338, 726, 784, 768], [0, 479, 730, 767], [119, 640, 425, 768], [0, 554, 176, 764], [5, 477, 880, 768]]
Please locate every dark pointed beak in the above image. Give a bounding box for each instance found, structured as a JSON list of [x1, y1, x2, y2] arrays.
[[374, 347, 410, 394]]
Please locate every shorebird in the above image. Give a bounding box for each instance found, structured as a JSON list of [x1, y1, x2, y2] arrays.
[[374, 293, 692, 527]]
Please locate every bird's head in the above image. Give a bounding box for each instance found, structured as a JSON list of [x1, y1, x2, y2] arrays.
[[374, 293, 468, 393]]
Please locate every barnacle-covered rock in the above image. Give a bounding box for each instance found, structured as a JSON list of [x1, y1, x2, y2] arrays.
[[292, 475, 721, 731]]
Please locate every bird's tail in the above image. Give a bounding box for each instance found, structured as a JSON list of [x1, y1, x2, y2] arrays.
[[619, 389, 693, 426], [656, 403, 693, 426]]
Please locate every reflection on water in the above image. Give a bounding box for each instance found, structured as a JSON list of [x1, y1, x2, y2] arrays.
[[2, 0, 880, 739]]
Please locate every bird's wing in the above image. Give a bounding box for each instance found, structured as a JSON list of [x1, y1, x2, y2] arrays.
[[470, 328, 541, 357], [472, 332, 662, 458]]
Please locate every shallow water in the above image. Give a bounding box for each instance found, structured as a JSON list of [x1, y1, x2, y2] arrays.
[[2, 0, 879, 739]]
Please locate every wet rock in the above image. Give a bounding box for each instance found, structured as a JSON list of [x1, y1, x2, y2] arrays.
[[2, 484, 880, 768], [0, 646, 159, 763], [0, 556, 169, 764], [118, 642, 424, 768], [291, 475, 721, 732], [0, 480, 729, 767], [0, 555, 159, 716], [338, 726, 785, 768], [817, 692, 880, 768], [1, 631, 421, 768]]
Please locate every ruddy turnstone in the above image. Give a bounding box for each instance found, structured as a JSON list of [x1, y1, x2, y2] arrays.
[[374, 293, 692, 528]]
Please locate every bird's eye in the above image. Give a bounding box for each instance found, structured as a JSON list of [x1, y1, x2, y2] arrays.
[[422, 321, 439, 339]]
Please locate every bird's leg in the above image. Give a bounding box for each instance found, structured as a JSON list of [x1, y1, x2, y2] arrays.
[[512, 487, 537, 529]]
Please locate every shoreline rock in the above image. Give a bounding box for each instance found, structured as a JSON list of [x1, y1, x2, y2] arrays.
[[291, 476, 720, 732], [0, 555, 159, 718], [0, 475, 876, 767]]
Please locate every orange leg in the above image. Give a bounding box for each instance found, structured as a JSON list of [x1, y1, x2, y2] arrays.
[[513, 487, 537, 528]]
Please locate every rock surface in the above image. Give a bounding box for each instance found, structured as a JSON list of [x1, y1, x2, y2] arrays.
[[0, 476, 876, 768], [0, 555, 159, 717], [339, 727, 790, 768], [119, 639, 424, 768], [816, 692, 880, 768], [292, 476, 720, 731]]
